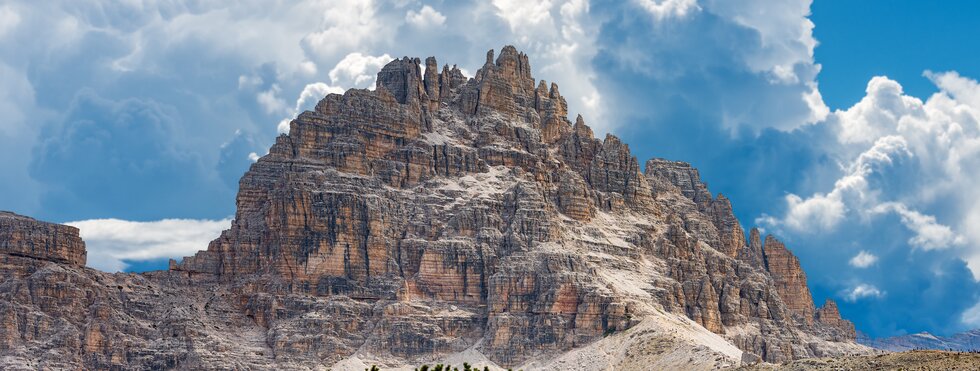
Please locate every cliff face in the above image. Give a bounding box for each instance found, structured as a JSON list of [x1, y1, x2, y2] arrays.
[[0, 211, 86, 268], [1, 46, 865, 370]]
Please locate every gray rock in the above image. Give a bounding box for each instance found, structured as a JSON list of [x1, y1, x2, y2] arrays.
[[0, 46, 866, 370]]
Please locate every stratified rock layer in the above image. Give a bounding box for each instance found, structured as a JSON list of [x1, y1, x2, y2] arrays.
[[1, 46, 865, 370], [0, 211, 86, 267]]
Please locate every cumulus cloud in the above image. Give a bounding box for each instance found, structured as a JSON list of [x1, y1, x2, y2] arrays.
[[298, 60, 318, 76], [763, 72, 980, 279], [592, 0, 825, 137], [492, 0, 556, 32], [67, 218, 231, 272], [849, 250, 878, 268], [780, 192, 846, 232], [761, 134, 911, 233], [328, 52, 393, 89], [873, 202, 966, 250], [257, 84, 289, 114], [405, 5, 446, 28], [843, 284, 885, 302], [301, 0, 390, 61], [636, 0, 701, 20], [277, 82, 346, 133], [0, 5, 21, 38]]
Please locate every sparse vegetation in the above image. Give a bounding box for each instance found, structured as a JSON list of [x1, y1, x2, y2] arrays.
[[396, 363, 516, 371]]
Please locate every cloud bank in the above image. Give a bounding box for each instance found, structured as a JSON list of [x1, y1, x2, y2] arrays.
[[67, 218, 231, 272]]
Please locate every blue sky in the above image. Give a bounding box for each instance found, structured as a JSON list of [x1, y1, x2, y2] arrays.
[[1, 0, 980, 339]]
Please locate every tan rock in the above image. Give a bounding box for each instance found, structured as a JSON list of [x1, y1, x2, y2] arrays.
[[763, 235, 816, 324], [0, 211, 86, 267], [1, 45, 864, 370]]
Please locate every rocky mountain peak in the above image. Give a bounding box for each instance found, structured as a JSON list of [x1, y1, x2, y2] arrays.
[[376, 56, 426, 106], [0, 45, 867, 369], [816, 298, 857, 340], [182, 45, 861, 363]]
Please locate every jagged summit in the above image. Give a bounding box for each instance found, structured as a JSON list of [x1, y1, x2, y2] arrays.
[[174, 45, 861, 364], [1, 46, 865, 370]]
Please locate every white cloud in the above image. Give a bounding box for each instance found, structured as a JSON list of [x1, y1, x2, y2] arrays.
[[328, 52, 392, 89], [635, 0, 701, 20], [780, 192, 846, 231], [965, 208, 980, 280], [762, 72, 980, 283], [594, 0, 826, 133], [67, 218, 231, 272], [843, 283, 885, 302], [301, 0, 389, 61], [298, 60, 318, 76], [707, 0, 818, 85], [804, 83, 831, 123], [836, 76, 923, 144], [762, 134, 911, 233], [873, 202, 966, 251], [238, 74, 263, 90], [257, 84, 288, 114], [0, 5, 21, 38], [849, 250, 878, 268], [277, 82, 346, 133], [480, 0, 606, 132], [492, 0, 555, 32], [296, 83, 344, 110], [961, 300, 980, 327], [405, 5, 446, 28]]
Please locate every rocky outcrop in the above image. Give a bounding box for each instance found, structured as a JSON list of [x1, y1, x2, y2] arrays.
[[762, 235, 816, 324], [816, 299, 857, 341], [0, 211, 86, 268], [1, 46, 865, 370], [646, 159, 744, 258]]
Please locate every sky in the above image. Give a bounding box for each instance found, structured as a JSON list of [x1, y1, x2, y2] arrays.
[[1, 0, 979, 339]]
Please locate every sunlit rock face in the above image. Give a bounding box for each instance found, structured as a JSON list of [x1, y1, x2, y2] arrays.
[[0, 46, 864, 370]]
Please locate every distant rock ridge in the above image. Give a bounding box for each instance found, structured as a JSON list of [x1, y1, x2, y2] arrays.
[[861, 329, 980, 352], [0, 45, 866, 370]]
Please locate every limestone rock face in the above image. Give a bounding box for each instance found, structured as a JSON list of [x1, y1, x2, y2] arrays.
[[762, 235, 816, 324], [1, 46, 866, 370], [646, 159, 744, 258], [0, 211, 86, 267]]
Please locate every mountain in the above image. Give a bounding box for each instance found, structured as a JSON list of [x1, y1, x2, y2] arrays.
[[0, 46, 867, 370], [860, 330, 980, 352]]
